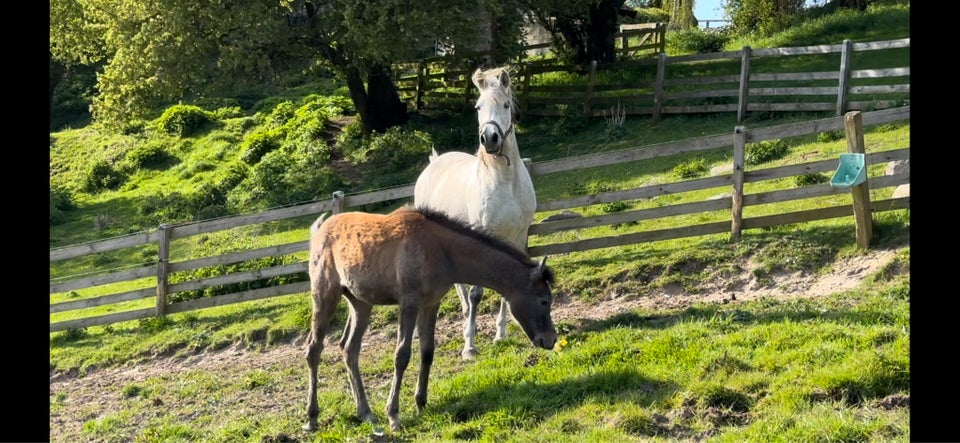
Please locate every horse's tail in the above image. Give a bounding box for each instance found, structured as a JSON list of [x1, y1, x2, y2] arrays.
[[310, 212, 329, 235]]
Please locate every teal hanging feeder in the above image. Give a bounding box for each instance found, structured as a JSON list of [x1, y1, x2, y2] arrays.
[[829, 153, 866, 188]]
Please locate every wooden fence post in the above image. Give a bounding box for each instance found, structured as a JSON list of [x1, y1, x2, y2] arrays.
[[520, 64, 531, 115], [844, 111, 873, 248], [156, 223, 170, 317], [583, 60, 598, 116], [416, 60, 427, 112], [657, 23, 666, 53], [837, 39, 853, 116], [731, 126, 746, 240], [737, 46, 752, 123], [652, 52, 666, 124]]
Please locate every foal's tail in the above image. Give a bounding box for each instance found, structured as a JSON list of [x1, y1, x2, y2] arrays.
[[310, 212, 329, 235]]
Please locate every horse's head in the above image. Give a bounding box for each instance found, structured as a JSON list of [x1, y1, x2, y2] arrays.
[[473, 67, 517, 156], [504, 256, 558, 350]]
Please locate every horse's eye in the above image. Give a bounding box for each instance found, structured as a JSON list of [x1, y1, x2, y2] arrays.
[[504, 103, 510, 110], [540, 298, 549, 306]]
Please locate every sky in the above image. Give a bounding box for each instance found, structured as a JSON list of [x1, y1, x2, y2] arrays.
[[694, 0, 726, 23]]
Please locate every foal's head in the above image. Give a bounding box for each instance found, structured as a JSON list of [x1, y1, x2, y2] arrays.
[[506, 256, 557, 351], [472, 66, 517, 155]]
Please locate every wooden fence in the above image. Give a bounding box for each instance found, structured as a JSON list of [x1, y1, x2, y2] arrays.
[[396, 37, 909, 123], [49, 106, 910, 333], [394, 23, 667, 112]]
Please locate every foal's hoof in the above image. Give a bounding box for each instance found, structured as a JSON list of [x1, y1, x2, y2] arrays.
[[461, 347, 478, 360], [302, 420, 317, 432], [389, 418, 402, 432]]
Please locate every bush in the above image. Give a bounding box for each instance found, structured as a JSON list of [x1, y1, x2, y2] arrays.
[[83, 160, 125, 192], [193, 97, 241, 112], [745, 139, 790, 166], [795, 173, 828, 186], [348, 126, 433, 171], [121, 141, 174, 171], [674, 157, 708, 179], [241, 130, 282, 165], [155, 104, 215, 137], [669, 27, 730, 54], [725, 0, 803, 37], [211, 106, 245, 120], [629, 8, 671, 24], [50, 186, 76, 226], [231, 141, 345, 210], [551, 105, 588, 136], [816, 130, 844, 142]]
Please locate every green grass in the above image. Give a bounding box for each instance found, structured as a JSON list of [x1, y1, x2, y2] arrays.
[[51, 276, 910, 442]]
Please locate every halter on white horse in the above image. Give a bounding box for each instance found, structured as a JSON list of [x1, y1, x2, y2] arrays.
[[413, 66, 538, 360]]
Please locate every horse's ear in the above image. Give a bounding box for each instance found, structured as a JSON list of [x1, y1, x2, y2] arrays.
[[472, 68, 486, 90], [532, 255, 548, 280], [497, 68, 511, 89]]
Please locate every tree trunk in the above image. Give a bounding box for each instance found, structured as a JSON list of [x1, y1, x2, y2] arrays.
[[554, 0, 624, 66], [343, 66, 369, 127], [586, 0, 624, 64], [363, 62, 408, 133]]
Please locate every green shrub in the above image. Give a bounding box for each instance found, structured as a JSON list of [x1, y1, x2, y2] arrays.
[[83, 160, 125, 192], [120, 119, 146, 135], [267, 101, 297, 127], [726, 0, 803, 37], [50, 186, 76, 226], [231, 141, 344, 210], [795, 172, 828, 186], [628, 7, 671, 24], [602, 201, 628, 213], [121, 141, 174, 171], [155, 104, 216, 137], [348, 126, 433, 170], [240, 130, 282, 165], [603, 104, 627, 140], [669, 27, 731, 54], [816, 130, 844, 142], [744, 139, 790, 166], [211, 106, 245, 120], [193, 97, 241, 112], [551, 105, 587, 136], [674, 157, 708, 178]]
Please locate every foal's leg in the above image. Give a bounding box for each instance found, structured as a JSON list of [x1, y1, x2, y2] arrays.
[[303, 288, 341, 431], [495, 298, 512, 341], [455, 283, 479, 360], [414, 303, 440, 412], [386, 302, 420, 431], [341, 297, 376, 424]]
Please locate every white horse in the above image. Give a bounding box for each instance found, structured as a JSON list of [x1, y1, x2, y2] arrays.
[[414, 66, 537, 360]]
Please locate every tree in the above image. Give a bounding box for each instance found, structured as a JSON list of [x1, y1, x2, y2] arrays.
[[521, 0, 634, 66], [50, 0, 517, 133]]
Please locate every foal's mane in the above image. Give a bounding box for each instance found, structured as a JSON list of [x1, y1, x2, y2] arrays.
[[409, 204, 553, 282]]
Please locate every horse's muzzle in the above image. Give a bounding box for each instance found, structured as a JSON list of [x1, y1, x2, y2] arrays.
[[535, 331, 558, 350], [480, 125, 503, 154]]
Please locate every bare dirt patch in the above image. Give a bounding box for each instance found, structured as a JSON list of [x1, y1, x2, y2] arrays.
[[49, 246, 904, 442]]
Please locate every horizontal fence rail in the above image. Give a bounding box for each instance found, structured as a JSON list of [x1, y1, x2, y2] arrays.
[[49, 106, 910, 332], [395, 36, 908, 124]]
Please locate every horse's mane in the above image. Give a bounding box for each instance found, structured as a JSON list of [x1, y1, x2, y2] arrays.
[[405, 204, 553, 283], [475, 66, 519, 119]]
